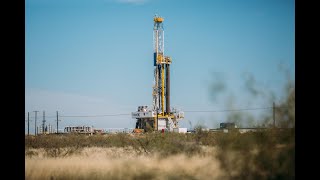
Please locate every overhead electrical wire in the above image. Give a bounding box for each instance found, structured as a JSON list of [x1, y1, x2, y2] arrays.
[[59, 113, 131, 118], [25, 106, 292, 119], [184, 107, 272, 113]]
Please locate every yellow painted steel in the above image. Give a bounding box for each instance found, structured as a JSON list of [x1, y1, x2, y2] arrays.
[[154, 17, 164, 22], [161, 65, 165, 115], [157, 54, 163, 64], [157, 114, 175, 119]]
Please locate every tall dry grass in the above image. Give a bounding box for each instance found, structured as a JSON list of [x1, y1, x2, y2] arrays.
[[26, 146, 226, 180], [26, 129, 295, 180]]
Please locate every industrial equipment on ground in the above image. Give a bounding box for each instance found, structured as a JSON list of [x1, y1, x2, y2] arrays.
[[219, 123, 237, 129], [64, 126, 93, 134], [37, 124, 54, 134], [64, 126, 104, 135], [132, 15, 184, 132]]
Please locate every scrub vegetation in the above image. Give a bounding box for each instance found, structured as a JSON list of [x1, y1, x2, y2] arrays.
[[25, 127, 294, 180]]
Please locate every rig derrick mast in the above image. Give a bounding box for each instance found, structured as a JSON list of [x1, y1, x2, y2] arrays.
[[132, 15, 184, 132]]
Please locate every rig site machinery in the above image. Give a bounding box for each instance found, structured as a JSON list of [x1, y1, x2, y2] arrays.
[[132, 15, 184, 132]]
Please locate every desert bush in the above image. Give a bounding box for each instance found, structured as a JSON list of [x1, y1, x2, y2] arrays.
[[214, 128, 295, 179], [25, 149, 38, 158], [25, 133, 203, 156], [132, 132, 203, 156]]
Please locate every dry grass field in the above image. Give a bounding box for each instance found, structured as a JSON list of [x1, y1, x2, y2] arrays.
[[26, 146, 226, 180], [25, 129, 294, 180]]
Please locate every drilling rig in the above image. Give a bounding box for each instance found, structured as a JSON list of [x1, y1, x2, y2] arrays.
[[132, 15, 184, 132]]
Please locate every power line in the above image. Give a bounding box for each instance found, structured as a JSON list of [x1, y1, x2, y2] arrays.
[[60, 113, 131, 117], [26, 116, 58, 119], [25, 106, 291, 118], [184, 107, 272, 113], [58, 107, 272, 117]]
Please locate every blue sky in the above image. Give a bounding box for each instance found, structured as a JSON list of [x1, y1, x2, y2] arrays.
[[25, 0, 295, 133]]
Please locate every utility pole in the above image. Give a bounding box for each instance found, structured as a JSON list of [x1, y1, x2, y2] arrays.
[[273, 102, 276, 128], [42, 111, 46, 134], [27, 112, 29, 136], [34, 111, 39, 135], [56, 111, 61, 134]]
